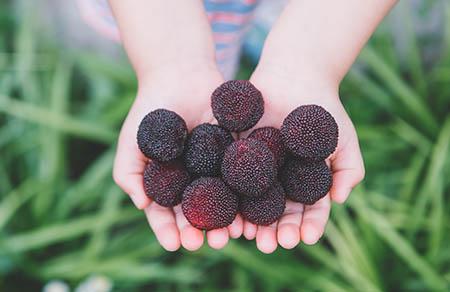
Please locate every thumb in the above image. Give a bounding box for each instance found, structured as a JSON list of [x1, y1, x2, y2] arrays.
[[329, 138, 365, 204], [113, 139, 152, 209]]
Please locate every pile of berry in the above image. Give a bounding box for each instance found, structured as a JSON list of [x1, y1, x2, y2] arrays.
[[137, 80, 338, 230]]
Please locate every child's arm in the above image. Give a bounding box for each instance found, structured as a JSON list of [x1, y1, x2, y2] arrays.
[[109, 0, 217, 81], [256, 0, 397, 89], [109, 0, 240, 252], [245, 0, 397, 253]]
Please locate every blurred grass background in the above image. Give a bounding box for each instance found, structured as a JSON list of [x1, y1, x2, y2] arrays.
[[1, 1, 450, 291]]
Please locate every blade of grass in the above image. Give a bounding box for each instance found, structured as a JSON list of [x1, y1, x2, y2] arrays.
[[0, 180, 38, 230], [302, 244, 340, 272], [1, 207, 141, 253], [346, 69, 396, 112], [101, 226, 153, 255], [425, 117, 450, 263], [221, 242, 295, 284], [391, 118, 431, 154], [427, 182, 445, 264], [0, 72, 14, 95], [0, 120, 27, 149], [359, 47, 437, 136], [46, 237, 162, 274], [33, 60, 72, 218], [0, 95, 116, 143], [56, 148, 115, 217], [221, 241, 340, 289], [334, 206, 382, 289], [325, 222, 382, 292], [396, 1, 427, 96], [232, 266, 253, 292], [431, 67, 450, 81], [100, 94, 134, 126], [443, 1, 450, 60], [350, 193, 447, 291], [0, 160, 12, 194], [366, 190, 408, 213], [40, 259, 200, 284], [14, 1, 41, 103], [83, 185, 123, 259], [74, 51, 136, 87], [370, 20, 399, 71], [410, 116, 450, 237]]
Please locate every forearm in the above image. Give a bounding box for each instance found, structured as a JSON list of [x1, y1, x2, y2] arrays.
[[109, 0, 217, 81], [256, 0, 397, 89]]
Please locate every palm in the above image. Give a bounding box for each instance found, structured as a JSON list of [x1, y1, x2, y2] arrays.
[[239, 75, 365, 253], [113, 70, 244, 251], [113, 68, 364, 253]]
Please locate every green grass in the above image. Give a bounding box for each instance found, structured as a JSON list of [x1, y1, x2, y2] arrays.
[[1, 1, 449, 291]]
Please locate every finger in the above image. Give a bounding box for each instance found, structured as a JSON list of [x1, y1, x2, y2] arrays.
[[207, 228, 229, 250], [277, 200, 304, 249], [301, 195, 331, 245], [243, 220, 257, 240], [173, 205, 204, 251], [227, 214, 244, 239], [115, 172, 151, 209], [113, 137, 151, 209], [330, 138, 365, 203], [256, 222, 278, 254], [144, 202, 180, 251]]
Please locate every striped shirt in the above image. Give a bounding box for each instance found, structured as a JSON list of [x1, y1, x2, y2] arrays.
[[77, 0, 261, 79]]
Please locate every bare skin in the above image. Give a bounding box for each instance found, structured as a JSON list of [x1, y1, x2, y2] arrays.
[[109, 0, 397, 252], [240, 67, 365, 253]]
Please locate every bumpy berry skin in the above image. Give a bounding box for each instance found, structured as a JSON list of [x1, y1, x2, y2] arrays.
[[184, 123, 234, 177], [249, 127, 287, 168], [143, 160, 190, 207], [211, 80, 264, 132], [239, 183, 286, 226], [137, 109, 188, 162], [280, 159, 332, 205], [222, 138, 277, 196], [281, 105, 338, 160], [182, 177, 238, 230]]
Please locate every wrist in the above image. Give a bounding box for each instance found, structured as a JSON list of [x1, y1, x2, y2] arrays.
[[137, 58, 221, 88], [251, 62, 339, 100]]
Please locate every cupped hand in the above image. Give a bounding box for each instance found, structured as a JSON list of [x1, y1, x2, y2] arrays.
[[240, 67, 365, 253], [113, 65, 244, 251]]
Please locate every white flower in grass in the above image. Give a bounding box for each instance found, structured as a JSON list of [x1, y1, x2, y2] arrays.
[[42, 280, 70, 292], [75, 275, 113, 292]]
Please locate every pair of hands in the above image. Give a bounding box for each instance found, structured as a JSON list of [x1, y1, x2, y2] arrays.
[[113, 62, 365, 254]]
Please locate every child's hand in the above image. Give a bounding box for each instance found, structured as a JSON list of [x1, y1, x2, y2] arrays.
[[113, 65, 244, 251], [241, 67, 365, 253]]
